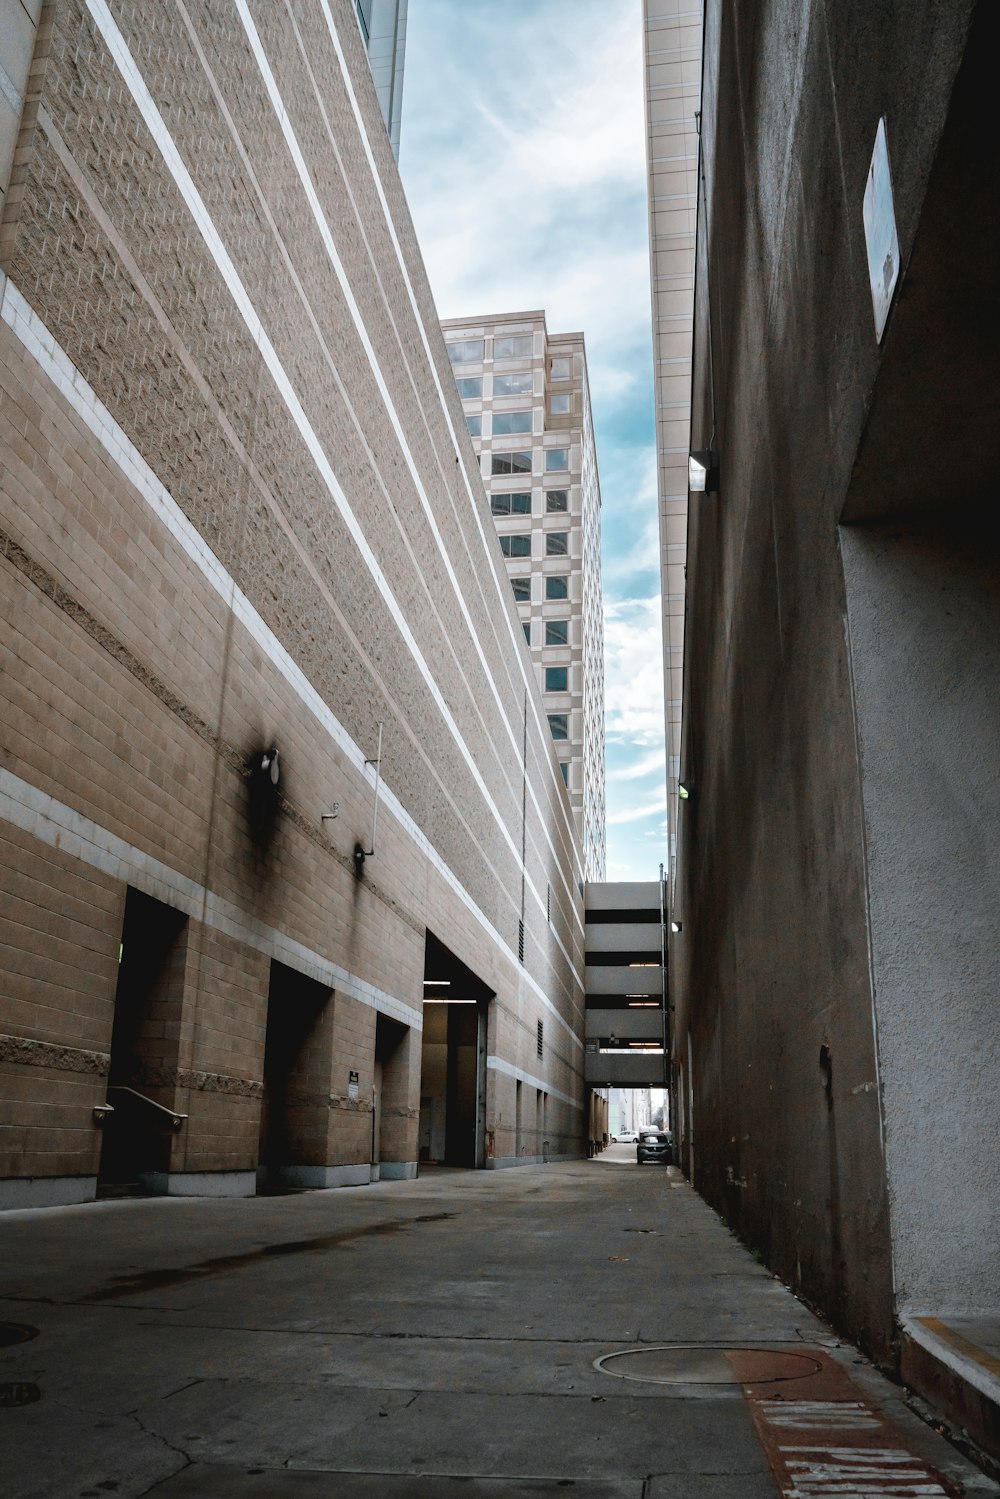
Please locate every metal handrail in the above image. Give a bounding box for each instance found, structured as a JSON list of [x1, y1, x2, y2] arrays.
[[107, 1086, 187, 1130]]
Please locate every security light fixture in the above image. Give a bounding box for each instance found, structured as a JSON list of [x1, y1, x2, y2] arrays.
[[259, 749, 280, 785], [688, 449, 719, 493], [423, 979, 451, 986], [678, 780, 692, 800], [671, 921, 683, 934]]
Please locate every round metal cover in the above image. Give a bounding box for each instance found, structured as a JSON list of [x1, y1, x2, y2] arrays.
[[0, 1323, 38, 1348], [594, 1345, 822, 1385]]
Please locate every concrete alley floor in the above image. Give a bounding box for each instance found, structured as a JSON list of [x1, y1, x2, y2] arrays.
[[0, 1149, 996, 1498]]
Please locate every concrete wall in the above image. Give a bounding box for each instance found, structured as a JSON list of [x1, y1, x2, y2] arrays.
[[0, 0, 586, 1204], [842, 518, 1000, 1313], [677, 0, 995, 1359], [642, 0, 700, 885]]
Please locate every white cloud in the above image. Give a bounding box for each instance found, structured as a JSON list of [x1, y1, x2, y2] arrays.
[[607, 749, 666, 783], [401, 0, 651, 397], [603, 595, 665, 741], [607, 789, 668, 827]]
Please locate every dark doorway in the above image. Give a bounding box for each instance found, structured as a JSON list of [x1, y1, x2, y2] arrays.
[[372, 1013, 409, 1179], [419, 931, 493, 1168], [258, 961, 333, 1193], [99, 888, 188, 1190]]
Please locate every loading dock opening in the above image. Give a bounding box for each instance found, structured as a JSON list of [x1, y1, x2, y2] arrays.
[[418, 931, 493, 1169]]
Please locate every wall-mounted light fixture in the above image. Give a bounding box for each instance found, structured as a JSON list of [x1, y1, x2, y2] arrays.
[[354, 723, 383, 875], [259, 749, 280, 785], [688, 449, 719, 493], [671, 920, 683, 934], [677, 780, 692, 800]]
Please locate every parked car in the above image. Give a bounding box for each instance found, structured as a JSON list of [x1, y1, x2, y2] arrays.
[[636, 1130, 673, 1165], [614, 1130, 638, 1143]]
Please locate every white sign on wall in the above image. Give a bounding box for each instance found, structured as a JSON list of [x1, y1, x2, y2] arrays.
[[863, 117, 900, 341]]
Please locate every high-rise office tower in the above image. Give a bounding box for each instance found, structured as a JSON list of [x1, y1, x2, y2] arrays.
[[442, 311, 607, 883], [355, 0, 407, 159], [642, 0, 701, 890]]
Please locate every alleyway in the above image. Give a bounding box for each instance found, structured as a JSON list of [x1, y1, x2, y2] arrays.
[[0, 1156, 994, 1498]]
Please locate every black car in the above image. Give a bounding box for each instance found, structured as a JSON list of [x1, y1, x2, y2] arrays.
[[636, 1130, 673, 1165]]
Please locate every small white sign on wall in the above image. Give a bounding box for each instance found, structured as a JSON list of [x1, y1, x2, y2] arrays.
[[863, 117, 900, 341]]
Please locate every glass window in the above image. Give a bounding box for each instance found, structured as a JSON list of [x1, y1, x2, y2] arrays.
[[548, 713, 569, 741], [550, 393, 571, 415], [492, 452, 532, 476], [550, 356, 571, 380], [356, 0, 373, 41], [494, 334, 532, 359], [499, 534, 531, 558], [546, 575, 568, 600], [456, 376, 482, 399], [546, 532, 568, 557], [511, 576, 531, 602], [492, 410, 532, 436], [494, 372, 532, 396], [546, 490, 568, 512], [546, 620, 569, 645], [546, 448, 569, 471], [545, 666, 568, 692], [559, 761, 570, 786], [448, 338, 484, 364], [491, 492, 531, 516], [465, 414, 481, 436], [522, 622, 531, 646]]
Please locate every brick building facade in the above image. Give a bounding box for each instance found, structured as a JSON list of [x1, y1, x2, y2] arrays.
[[0, 0, 587, 1206]]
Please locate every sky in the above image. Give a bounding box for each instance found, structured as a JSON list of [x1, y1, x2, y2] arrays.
[[398, 0, 667, 883]]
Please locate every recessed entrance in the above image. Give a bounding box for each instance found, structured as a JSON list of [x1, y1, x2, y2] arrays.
[[99, 889, 187, 1191], [372, 1013, 409, 1181], [418, 932, 493, 1169], [257, 961, 333, 1193]]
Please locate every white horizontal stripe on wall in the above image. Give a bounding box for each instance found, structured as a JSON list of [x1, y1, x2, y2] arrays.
[[0, 276, 581, 1052], [82, 0, 557, 917], [486, 1055, 578, 1111], [315, 0, 587, 925], [0, 766, 422, 1032]]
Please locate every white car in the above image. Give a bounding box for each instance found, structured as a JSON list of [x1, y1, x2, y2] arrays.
[[614, 1130, 638, 1143]]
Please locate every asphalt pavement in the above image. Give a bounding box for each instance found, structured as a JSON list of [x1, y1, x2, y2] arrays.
[[0, 1146, 995, 1497]]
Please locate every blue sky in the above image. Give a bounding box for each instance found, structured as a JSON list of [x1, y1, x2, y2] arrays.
[[398, 0, 667, 881]]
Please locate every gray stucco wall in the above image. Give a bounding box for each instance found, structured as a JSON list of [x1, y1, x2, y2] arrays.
[[842, 518, 1000, 1314]]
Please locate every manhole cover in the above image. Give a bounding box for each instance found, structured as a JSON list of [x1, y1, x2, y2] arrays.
[[0, 1324, 38, 1348], [0, 1381, 41, 1407], [595, 1345, 822, 1385]]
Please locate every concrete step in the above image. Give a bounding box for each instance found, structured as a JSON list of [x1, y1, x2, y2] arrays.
[[900, 1313, 1000, 1467]]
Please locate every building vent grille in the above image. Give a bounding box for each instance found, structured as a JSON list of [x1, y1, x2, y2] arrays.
[[537, 1020, 544, 1058], [518, 919, 525, 963]]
